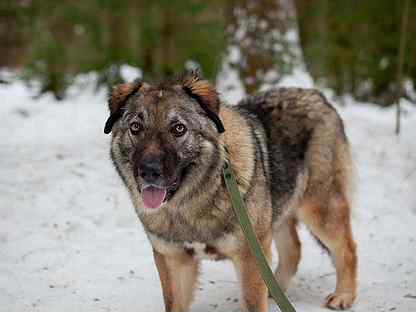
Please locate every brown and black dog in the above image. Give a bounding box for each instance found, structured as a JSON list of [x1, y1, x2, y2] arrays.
[[104, 72, 357, 311]]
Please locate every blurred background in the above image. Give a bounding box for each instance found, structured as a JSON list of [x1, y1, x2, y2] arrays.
[[1, 1, 415, 312], [1, 0, 415, 106]]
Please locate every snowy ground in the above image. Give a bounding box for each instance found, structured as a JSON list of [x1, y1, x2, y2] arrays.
[[1, 70, 415, 312]]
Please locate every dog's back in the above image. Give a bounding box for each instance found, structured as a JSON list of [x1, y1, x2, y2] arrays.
[[237, 87, 352, 216]]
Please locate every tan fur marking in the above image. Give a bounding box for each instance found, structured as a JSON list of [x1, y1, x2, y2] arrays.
[[274, 216, 301, 291], [219, 106, 256, 194], [232, 232, 272, 312], [153, 249, 200, 312], [182, 76, 219, 112], [296, 195, 357, 310], [109, 82, 142, 113], [153, 249, 174, 311]]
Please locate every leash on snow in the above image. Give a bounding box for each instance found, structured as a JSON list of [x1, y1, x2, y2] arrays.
[[223, 161, 297, 312]]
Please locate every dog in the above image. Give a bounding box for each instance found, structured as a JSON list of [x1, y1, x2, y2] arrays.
[[104, 71, 357, 311]]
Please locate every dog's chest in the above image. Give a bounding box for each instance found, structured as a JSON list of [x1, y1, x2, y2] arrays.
[[148, 232, 238, 260], [183, 241, 225, 260]]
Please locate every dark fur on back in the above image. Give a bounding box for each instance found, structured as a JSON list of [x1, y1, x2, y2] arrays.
[[238, 87, 350, 216]]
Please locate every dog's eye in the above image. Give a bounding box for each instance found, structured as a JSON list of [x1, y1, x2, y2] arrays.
[[171, 123, 187, 137], [130, 121, 142, 135]]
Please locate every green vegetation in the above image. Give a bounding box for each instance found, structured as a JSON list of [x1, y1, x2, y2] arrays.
[[296, 0, 415, 105], [1, 0, 225, 99], [0, 0, 414, 105]]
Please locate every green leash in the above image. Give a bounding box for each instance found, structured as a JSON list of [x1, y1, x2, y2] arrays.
[[223, 162, 297, 312]]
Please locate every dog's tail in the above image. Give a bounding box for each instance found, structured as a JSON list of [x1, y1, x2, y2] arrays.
[[303, 96, 355, 208]]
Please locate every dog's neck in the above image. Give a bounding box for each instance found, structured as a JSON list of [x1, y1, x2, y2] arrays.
[[218, 105, 257, 196]]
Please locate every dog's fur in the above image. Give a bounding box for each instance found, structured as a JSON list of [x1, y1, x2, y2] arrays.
[[105, 72, 357, 311]]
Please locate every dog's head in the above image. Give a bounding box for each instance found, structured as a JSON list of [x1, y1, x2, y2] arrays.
[[105, 72, 225, 213]]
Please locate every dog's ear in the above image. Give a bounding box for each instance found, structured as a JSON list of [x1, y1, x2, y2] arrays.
[[104, 79, 142, 134], [182, 72, 224, 133]]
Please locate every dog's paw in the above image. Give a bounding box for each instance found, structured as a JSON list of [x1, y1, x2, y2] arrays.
[[324, 292, 355, 310]]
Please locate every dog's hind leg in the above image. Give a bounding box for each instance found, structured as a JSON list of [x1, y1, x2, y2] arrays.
[[297, 194, 357, 310], [273, 216, 301, 291], [153, 249, 200, 312]]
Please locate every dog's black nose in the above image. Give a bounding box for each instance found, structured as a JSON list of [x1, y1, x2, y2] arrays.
[[139, 160, 163, 184]]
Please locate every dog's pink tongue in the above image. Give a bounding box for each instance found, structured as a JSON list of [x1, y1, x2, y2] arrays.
[[142, 186, 167, 210]]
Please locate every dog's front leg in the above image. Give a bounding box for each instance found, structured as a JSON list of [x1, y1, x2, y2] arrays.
[[232, 232, 272, 312], [152, 249, 200, 312]]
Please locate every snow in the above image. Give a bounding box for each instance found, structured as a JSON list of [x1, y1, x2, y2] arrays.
[[0, 69, 415, 312]]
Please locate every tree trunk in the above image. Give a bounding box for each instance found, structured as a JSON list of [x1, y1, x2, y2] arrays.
[[396, 0, 410, 135]]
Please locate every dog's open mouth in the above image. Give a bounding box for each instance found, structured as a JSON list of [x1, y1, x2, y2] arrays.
[[139, 162, 195, 211], [142, 185, 167, 210]]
